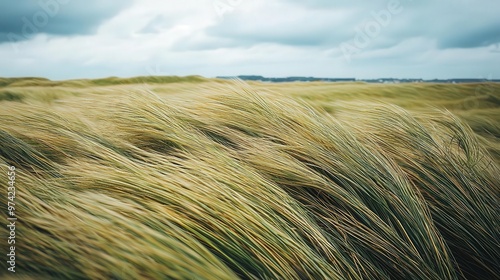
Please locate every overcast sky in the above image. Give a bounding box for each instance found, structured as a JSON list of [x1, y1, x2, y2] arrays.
[[0, 0, 499, 80]]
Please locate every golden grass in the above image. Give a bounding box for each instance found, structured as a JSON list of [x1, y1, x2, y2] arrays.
[[0, 78, 498, 279]]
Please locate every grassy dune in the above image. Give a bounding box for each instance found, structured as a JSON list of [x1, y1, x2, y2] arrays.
[[0, 78, 499, 279]]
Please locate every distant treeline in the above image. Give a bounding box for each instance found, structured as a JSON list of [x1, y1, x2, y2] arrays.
[[216, 75, 357, 83], [217, 75, 500, 84], [2, 76, 500, 87]]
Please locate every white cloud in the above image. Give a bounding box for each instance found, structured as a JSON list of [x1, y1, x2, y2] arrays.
[[0, 0, 499, 79]]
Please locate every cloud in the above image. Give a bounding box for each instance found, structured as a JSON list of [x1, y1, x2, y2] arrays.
[[0, 0, 133, 43], [139, 15, 170, 34], [205, 6, 354, 48], [365, 0, 500, 50], [436, 22, 500, 49], [0, 0, 499, 79]]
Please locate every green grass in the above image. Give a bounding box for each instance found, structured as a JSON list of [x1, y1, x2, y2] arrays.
[[0, 77, 498, 279], [0, 75, 208, 89]]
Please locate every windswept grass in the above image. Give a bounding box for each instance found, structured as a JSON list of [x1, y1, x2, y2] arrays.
[[0, 79, 498, 279], [0, 75, 208, 89]]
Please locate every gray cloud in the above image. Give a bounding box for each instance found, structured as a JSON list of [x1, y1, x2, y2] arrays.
[[202, 8, 356, 50], [0, 0, 499, 79], [0, 0, 132, 42], [369, 0, 500, 50], [437, 23, 500, 49], [202, 0, 500, 53]]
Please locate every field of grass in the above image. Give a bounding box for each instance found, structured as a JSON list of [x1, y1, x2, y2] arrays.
[[0, 77, 499, 279]]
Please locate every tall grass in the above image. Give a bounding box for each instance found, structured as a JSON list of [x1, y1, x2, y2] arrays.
[[0, 80, 498, 279]]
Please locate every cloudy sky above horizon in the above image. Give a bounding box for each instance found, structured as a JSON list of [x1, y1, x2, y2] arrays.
[[0, 0, 499, 80]]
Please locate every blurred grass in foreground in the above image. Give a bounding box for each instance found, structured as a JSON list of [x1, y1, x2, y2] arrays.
[[0, 78, 498, 279]]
